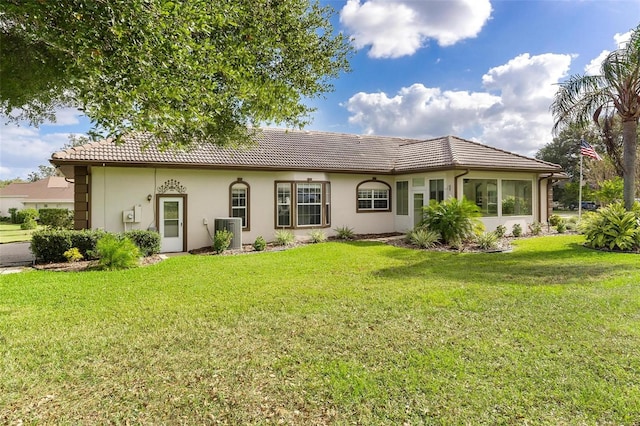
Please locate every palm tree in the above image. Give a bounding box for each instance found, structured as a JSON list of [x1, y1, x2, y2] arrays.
[[551, 24, 640, 210]]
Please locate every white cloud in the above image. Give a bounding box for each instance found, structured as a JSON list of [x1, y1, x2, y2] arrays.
[[585, 30, 634, 76], [614, 30, 632, 48], [340, 0, 492, 58], [0, 109, 86, 180], [345, 53, 573, 157]]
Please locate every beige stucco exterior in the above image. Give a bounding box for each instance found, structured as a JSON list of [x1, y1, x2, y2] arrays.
[[87, 165, 553, 252]]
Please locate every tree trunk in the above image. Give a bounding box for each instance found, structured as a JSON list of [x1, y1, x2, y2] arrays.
[[622, 118, 638, 210]]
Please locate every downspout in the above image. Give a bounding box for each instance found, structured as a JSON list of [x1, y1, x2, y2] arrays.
[[537, 174, 553, 223], [454, 169, 470, 198]]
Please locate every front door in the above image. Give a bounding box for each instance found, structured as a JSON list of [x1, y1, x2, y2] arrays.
[[159, 196, 184, 252]]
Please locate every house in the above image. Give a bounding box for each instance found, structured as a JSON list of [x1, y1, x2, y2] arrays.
[[0, 176, 74, 217], [50, 128, 565, 252]]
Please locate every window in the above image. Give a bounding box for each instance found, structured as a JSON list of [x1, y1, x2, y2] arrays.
[[230, 180, 250, 229], [463, 178, 498, 216], [276, 183, 292, 227], [429, 179, 444, 202], [502, 180, 532, 216], [356, 180, 391, 212], [275, 181, 331, 228], [412, 177, 425, 187], [396, 181, 409, 215]]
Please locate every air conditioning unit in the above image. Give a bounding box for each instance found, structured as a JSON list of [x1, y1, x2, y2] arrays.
[[214, 217, 243, 250]]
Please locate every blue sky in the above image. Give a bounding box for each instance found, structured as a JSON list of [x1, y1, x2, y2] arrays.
[[1, 0, 638, 180]]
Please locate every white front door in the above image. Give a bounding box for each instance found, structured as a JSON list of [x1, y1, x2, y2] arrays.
[[160, 197, 184, 252]]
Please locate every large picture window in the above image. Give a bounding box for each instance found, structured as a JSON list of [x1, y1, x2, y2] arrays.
[[463, 178, 498, 217], [230, 180, 250, 229], [502, 180, 532, 216], [356, 180, 391, 212], [275, 181, 331, 228]]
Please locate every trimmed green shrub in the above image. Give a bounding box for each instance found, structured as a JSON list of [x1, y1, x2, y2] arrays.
[[309, 229, 327, 243], [274, 229, 295, 246], [96, 234, 141, 270], [38, 208, 73, 229], [124, 230, 161, 256], [420, 197, 482, 246], [407, 228, 440, 249], [578, 202, 640, 251], [494, 224, 507, 238], [213, 229, 233, 253], [20, 217, 38, 230], [334, 225, 355, 240], [71, 229, 107, 260], [15, 208, 38, 225], [477, 232, 499, 250], [31, 229, 73, 262], [8, 208, 18, 224], [511, 223, 523, 237], [253, 236, 267, 251]]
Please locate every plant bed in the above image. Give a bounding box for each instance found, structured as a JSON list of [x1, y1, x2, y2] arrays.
[[32, 254, 165, 272]]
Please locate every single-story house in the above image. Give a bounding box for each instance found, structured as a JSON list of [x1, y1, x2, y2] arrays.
[[50, 128, 565, 252], [0, 176, 74, 217]]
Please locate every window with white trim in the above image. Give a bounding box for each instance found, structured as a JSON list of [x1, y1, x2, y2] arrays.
[[230, 180, 249, 229], [275, 181, 331, 228], [356, 180, 391, 212]]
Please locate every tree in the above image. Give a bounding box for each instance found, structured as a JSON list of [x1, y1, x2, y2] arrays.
[[551, 24, 640, 210], [0, 1, 352, 148], [27, 165, 59, 182]]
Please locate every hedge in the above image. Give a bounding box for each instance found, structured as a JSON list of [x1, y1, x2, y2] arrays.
[[38, 208, 74, 229], [31, 229, 161, 263]]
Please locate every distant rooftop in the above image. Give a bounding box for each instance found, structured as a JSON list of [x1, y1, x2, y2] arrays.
[[0, 177, 74, 201]]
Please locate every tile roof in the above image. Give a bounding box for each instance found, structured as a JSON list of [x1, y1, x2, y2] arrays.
[[0, 177, 74, 201], [51, 128, 562, 174]]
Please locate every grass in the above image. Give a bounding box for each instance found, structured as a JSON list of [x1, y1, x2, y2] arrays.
[[0, 223, 38, 243], [1, 235, 639, 424]]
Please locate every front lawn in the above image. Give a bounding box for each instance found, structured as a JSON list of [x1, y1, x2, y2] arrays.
[[1, 235, 638, 424], [0, 223, 38, 243]]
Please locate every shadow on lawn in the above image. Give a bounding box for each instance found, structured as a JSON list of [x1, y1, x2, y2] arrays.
[[351, 240, 638, 287]]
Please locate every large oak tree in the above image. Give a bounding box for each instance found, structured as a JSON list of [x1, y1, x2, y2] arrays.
[[1, 0, 352, 147]]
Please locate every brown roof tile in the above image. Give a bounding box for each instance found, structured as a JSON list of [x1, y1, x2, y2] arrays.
[[51, 128, 562, 174], [0, 177, 74, 201]]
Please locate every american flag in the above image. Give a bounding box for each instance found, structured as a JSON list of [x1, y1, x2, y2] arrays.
[[580, 139, 602, 161]]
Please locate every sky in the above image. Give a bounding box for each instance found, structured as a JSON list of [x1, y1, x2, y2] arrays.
[[1, 0, 639, 180]]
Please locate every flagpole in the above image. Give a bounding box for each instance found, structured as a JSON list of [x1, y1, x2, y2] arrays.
[[578, 152, 583, 220]]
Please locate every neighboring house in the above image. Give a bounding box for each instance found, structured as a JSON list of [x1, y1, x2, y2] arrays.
[[0, 176, 74, 217], [50, 128, 565, 252]]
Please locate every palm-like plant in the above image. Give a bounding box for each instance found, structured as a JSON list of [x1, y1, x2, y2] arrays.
[[551, 24, 640, 211]]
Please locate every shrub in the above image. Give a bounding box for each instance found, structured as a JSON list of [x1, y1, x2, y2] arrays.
[[528, 221, 543, 236], [407, 228, 440, 249], [511, 223, 523, 237], [578, 202, 640, 251], [15, 208, 38, 225], [334, 225, 355, 240], [20, 217, 38, 230], [31, 229, 73, 262], [420, 197, 482, 246], [38, 208, 73, 229], [71, 229, 107, 260], [213, 229, 233, 253], [556, 221, 567, 233], [494, 224, 507, 238], [476, 232, 499, 250], [124, 230, 161, 256], [95, 234, 141, 270], [63, 247, 84, 262], [309, 229, 327, 243], [253, 236, 267, 251], [274, 229, 295, 246], [8, 208, 18, 224], [548, 214, 563, 227]]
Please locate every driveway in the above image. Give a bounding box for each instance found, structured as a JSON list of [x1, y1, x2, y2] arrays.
[[0, 242, 35, 267]]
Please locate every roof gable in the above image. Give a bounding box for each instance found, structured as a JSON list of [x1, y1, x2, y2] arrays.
[[51, 128, 562, 174]]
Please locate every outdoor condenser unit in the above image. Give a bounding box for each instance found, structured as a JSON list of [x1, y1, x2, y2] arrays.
[[213, 217, 243, 250]]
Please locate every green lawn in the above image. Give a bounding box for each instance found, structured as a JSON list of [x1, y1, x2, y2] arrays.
[[0, 223, 37, 243], [1, 235, 639, 424]]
